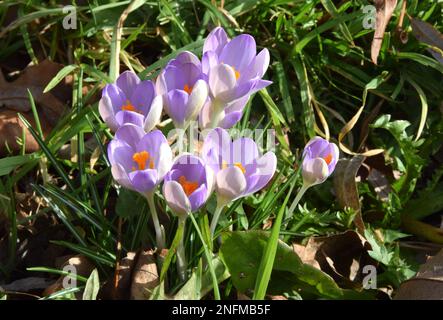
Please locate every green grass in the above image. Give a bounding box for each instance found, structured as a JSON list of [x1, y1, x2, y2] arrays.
[[0, 0, 442, 300]]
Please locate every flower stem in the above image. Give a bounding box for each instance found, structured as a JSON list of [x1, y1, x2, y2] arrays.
[[176, 218, 187, 281], [210, 203, 225, 240], [146, 192, 165, 251], [287, 184, 309, 219], [209, 99, 224, 129]]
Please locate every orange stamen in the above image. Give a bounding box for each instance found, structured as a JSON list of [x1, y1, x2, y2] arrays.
[[234, 162, 246, 174], [132, 151, 150, 170], [122, 100, 136, 112], [178, 176, 199, 196], [229, 65, 240, 80], [323, 153, 332, 165], [183, 84, 193, 94]]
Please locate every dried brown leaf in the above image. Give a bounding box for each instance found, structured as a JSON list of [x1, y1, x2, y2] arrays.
[[333, 156, 366, 233], [410, 17, 443, 64], [130, 250, 159, 300], [395, 249, 443, 300], [371, 0, 398, 65], [293, 231, 374, 288]]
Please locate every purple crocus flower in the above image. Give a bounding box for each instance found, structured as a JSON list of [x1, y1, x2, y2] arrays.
[[99, 71, 162, 132], [302, 137, 339, 186], [202, 127, 276, 203], [156, 51, 208, 129], [107, 124, 173, 194], [163, 154, 214, 217], [199, 27, 272, 129]]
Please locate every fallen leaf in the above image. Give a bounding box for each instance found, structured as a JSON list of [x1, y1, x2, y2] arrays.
[[395, 249, 443, 299], [292, 230, 374, 289], [333, 156, 366, 233], [371, 0, 398, 64], [0, 59, 69, 123], [0, 110, 51, 155], [0, 60, 72, 155], [130, 250, 159, 300], [0, 277, 54, 292], [410, 17, 443, 64], [101, 251, 137, 299], [43, 254, 95, 296]]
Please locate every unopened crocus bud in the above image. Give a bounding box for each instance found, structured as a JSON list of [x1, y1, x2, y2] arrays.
[[301, 137, 339, 187]]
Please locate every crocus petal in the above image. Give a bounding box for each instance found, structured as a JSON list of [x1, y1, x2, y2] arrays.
[[205, 165, 215, 195], [208, 64, 237, 98], [244, 152, 277, 195], [216, 166, 247, 201], [136, 130, 172, 179], [219, 34, 256, 73], [115, 110, 145, 128], [328, 143, 340, 173], [219, 111, 243, 129], [217, 78, 257, 103], [302, 157, 329, 186], [144, 95, 163, 132], [129, 169, 158, 193], [203, 27, 229, 55], [115, 123, 145, 149], [251, 79, 272, 93], [99, 95, 118, 132], [116, 71, 140, 98], [188, 184, 208, 212], [165, 89, 189, 127], [130, 80, 155, 115], [198, 100, 212, 129], [303, 136, 330, 159], [156, 139, 173, 180], [111, 163, 133, 190], [163, 180, 191, 216], [103, 83, 126, 111], [232, 137, 259, 166], [171, 51, 201, 68], [254, 49, 270, 78], [107, 139, 134, 171], [239, 48, 270, 82], [185, 79, 208, 122], [202, 51, 219, 75], [202, 127, 232, 173], [172, 154, 206, 182], [156, 71, 168, 96]]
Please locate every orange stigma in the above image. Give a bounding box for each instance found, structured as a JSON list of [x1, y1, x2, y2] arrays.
[[183, 84, 193, 94], [132, 151, 150, 170], [178, 176, 199, 196], [323, 153, 332, 165], [234, 162, 246, 174], [221, 161, 246, 174], [122, 100, 136, 112]]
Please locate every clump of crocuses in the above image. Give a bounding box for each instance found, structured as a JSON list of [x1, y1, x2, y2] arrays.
[[98, 26, 339, 283]]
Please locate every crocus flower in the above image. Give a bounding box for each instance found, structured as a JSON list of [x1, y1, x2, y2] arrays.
[[301, 137, 339, 187], [200, 27, 272, 129], [202, 127, 276, 204], [156, 51, 208, 129], [107, 124, 173, 194], [163, 154, 214, 218], [99, 71, 162, 132]]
